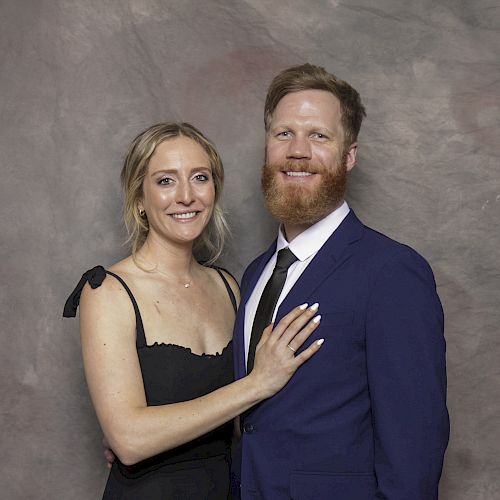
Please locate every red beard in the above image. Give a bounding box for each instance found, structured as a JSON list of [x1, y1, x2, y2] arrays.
[[261, 158, 348, 226]]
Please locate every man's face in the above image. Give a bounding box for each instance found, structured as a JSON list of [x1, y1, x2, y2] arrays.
[[262, 89, 357, 229]]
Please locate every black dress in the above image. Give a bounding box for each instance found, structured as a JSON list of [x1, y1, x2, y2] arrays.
[[64, 265, 236, 500]]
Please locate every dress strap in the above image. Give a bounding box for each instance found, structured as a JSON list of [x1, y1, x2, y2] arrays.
[[214, 267, 238, 314], [105, 270, 147, 348], [63, 266, 147, 348], [63, 265, 107, 317]]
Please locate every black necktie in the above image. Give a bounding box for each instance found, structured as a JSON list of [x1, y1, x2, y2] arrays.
[[247, 247, 298, 373]]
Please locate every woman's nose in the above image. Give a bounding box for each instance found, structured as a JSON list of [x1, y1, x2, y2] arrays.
[[176, 180, 195, 205]]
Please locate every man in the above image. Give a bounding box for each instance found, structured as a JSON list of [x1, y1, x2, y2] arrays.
[[232, 63, 449, 499]]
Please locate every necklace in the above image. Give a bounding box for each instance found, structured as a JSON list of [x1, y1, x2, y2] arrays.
[[136, 259, 194, 288], [153, 266, 193, 288]]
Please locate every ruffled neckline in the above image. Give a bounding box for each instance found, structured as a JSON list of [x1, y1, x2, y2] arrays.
[[139, 339, 233, 358]]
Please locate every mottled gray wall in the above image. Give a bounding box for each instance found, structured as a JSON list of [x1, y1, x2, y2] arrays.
[[1, 0, 498, 498]]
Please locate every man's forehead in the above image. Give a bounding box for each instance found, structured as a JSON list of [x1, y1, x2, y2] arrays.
[[270, 89, 342, 129], [276, 89, 339, 108]]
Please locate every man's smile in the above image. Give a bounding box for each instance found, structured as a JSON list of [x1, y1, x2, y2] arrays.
[[280, 170, 319, 183], [285, 171, 313, 177]]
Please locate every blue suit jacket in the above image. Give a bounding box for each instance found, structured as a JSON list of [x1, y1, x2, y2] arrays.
[[233, 211, 449, 499]]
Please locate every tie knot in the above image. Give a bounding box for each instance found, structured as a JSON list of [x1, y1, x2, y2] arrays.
[[275, 247, 298, 271]]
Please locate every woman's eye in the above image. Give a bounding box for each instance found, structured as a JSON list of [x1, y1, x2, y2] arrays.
[[194, 174, 209, 182], [158, 177, 173, 185]]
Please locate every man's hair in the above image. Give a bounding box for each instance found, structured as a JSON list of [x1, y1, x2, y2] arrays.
[[264, 63, 366, 151], [120, 122, 228, 265]]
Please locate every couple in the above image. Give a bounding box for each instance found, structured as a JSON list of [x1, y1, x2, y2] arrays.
[[64, 63, 449, 499]]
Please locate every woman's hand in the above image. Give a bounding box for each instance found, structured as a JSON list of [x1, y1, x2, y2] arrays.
[[249, 303, 323, 399]]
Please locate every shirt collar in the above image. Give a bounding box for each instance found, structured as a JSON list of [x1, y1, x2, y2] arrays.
[[276, 201, 350, 261]]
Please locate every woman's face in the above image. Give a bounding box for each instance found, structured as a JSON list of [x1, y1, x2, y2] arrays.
[[139, 136, 215, 247]]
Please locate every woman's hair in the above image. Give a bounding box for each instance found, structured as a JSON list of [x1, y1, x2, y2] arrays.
[[120, 122, 228, 265]]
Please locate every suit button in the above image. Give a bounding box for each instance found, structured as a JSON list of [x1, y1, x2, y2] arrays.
[[243, 423, 254, 434]]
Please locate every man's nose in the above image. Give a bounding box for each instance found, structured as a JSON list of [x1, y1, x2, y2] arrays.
[[286, 134, 312, 160]]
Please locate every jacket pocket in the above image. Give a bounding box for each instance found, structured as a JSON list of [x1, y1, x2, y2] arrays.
[[290, 471, 375, 500]]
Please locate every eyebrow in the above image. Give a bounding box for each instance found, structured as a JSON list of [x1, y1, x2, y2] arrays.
[[150, 166, 212, 176], [270, 124, 336, 136]]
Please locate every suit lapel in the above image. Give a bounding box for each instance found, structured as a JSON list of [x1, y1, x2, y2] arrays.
[[235, 212, 365, 377], [276, 211, 365, 319]]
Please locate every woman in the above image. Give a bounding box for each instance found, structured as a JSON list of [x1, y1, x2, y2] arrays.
[[64, 123, 323, 499]]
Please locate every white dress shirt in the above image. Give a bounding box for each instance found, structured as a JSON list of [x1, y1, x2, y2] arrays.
[[243, 201, 350, 366]]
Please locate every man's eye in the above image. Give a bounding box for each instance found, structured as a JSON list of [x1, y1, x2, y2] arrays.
[[313, 133, 327, 139], [278, 131, 291, 138]]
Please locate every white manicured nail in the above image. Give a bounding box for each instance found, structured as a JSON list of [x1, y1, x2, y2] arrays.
[[310, 303, 319, 311], [299, 303, 308, 310], [312, 314, 321, 323], [316, 338, 325, 346]]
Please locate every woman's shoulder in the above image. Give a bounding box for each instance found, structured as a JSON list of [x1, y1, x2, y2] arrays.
[[63, 264, 120, 318], [77, 263, 137, 342], [80, 258, 136, 311]]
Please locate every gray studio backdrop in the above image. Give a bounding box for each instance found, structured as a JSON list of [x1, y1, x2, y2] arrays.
[[1, 0, 499, 498]]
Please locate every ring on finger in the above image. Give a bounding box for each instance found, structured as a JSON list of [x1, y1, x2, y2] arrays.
[[287, 344, 296, 353]]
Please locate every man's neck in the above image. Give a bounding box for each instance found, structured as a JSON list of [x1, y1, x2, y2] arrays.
[[282, 223, 313, 242], [282, 201, 345, 242]]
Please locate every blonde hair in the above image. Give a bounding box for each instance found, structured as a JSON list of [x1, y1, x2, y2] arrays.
[[120, 122, 228, 265], [265, 63, 366, 152]]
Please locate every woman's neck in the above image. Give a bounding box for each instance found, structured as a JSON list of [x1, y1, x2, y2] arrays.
[[136, 234, 198, 278]]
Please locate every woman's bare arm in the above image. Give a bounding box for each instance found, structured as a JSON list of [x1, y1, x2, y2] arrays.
[[80, 277, 322, 466]]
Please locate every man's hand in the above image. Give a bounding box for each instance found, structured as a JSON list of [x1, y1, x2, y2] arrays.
[[102, 436, 116, 469]]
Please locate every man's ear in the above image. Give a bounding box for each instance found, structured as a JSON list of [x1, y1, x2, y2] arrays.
[[345, 143, 358, 172]]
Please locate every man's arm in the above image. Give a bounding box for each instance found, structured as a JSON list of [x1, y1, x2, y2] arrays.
[[366, 247, 449, 499]]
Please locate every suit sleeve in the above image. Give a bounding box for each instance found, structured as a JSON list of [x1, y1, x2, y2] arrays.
[[366, 248, 449, 499]]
